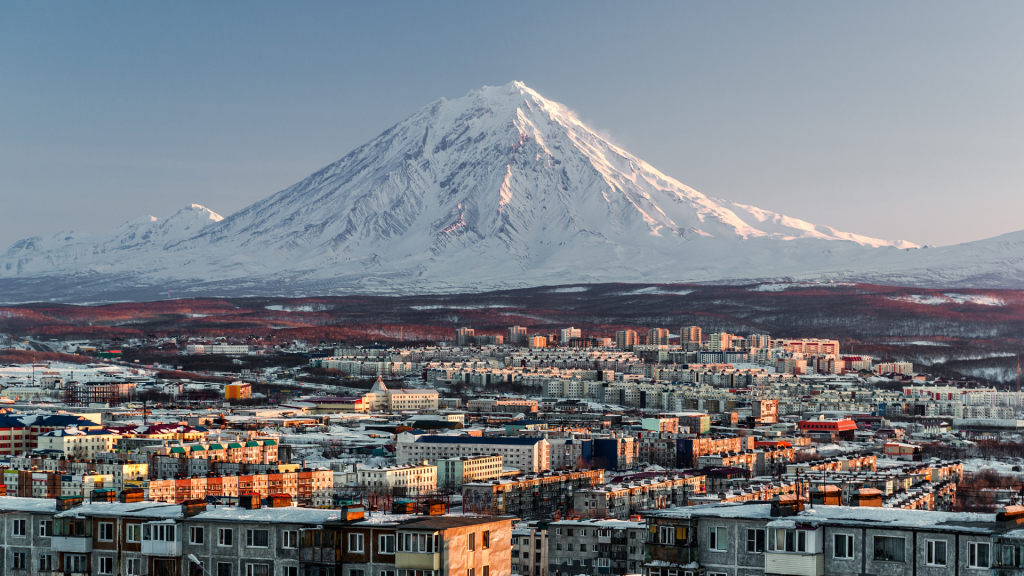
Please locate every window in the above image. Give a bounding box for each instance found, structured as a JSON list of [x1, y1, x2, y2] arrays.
[[482, 530, 490, 549], [379, 535, 395, 554], [873, 536, 905, 562], [219, 528, 234, 546], [100, 557, 115, 575], [11, 552, 27, 570], [797, 531, 807, 553], [218, 564, 231, 576], [567, 544, 574, 552], [746, 529, 765, 553], [511, 537, 518, 545], [380, 572, 396, 576], [39, 521, 53, 537], [247, 530, 269, 548], [657, 526, 676, 545], [284, 568, 298, 576], [580, 544, 586, 552], [556, 543, 562, 551], [128, 559, 143, 576], [1003, 545, 1023, 568], [969, 542, 990, 568], [556, 528, 563, 535], [833, 534, 854, 559], [127, 524, 142, 543], [191, 527, 205, 545], [144, 524, 176, 542], [709, 527, 727, 551], [398, 533, 437, 553], [283, 531, 298, 549], [771, 529, 795, 552], [69, 555, 89, 573], [469, 533, 476, 551], [97, 522, 114, 542], [348, 533, 365, 553], [39, 554, 53, 572], [925, 540, 947, 566], [12, 519, 25, 537], [246, 565, 270, 576], [595, 559, 610, 568]]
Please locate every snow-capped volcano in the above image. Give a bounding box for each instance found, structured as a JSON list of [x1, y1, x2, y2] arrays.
[[1, 81, 1021, 302]]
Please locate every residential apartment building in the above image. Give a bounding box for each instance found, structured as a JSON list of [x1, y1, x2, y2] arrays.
[[547, 519, 646, 576], [356, 463, 437, 495], [396, 435, 550, 473], [37, 428, 122, 458], [0, 413, 104, 457], [466, 398, 539, 413], [615, 331, 637, 351], [508, 326, 528, 345], [573, 474, 701, 519], [462, 469, 604, 519], [511, 525, 547, 576], [0, 496, 514, 576], [436, 455, 503, 489], [643, 499, 1020, 576]]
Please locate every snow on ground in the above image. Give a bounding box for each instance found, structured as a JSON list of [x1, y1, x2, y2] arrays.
[[264, 304, 326, 312], [888, 294, 1005, 306], [617, 287, 695, 296], [961, 458, 1024, 475], [548, 287, 589, 293], [944, 293, 1005, 306], [814, 442, 875, 456], [748, 282, 856, 292], [409, 305, 512, 310]]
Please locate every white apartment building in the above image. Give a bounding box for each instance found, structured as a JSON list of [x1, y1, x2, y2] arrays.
[[37, 428, 121, 458], [356, 462, 437, 494], [436, 454, 503, 488], [396, 433, 551, 472]]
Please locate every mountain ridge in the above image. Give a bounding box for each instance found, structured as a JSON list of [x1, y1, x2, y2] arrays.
[[1, 81, 1021, 303]]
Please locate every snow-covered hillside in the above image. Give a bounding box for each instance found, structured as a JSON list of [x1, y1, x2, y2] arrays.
[[1, 81, 1022, 302]]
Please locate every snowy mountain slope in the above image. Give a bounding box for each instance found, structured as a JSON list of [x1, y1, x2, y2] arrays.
[[0, 81, 1021, 302], [2, 205, 222, 277]]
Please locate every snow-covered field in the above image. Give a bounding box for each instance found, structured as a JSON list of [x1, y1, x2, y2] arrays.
[[617, 287, 695, 296], [889, 294, 1005, 306]]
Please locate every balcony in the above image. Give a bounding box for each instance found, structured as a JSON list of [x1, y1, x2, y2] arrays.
[[50, 536, 93, 553], [299, 548, 338, 564], [396, 553, 440, 570], [142, 540, 183, 556], [765, 552, 824, 576]]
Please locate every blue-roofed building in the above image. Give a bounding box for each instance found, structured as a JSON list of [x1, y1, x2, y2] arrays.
[[396, 433, 551, 472], [0, 413, 103, 457]]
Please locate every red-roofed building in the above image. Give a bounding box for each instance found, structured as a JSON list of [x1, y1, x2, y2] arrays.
[[798, 419, 857, 440]]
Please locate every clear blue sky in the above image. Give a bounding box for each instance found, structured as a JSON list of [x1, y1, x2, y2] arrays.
[[2, 1, 1022, 248]]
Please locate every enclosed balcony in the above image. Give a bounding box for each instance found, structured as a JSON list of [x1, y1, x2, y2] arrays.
[[52, 518, 93, 553], [141, 522, 182, 556]]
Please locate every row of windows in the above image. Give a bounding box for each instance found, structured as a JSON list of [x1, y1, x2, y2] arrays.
[[716, 527, 993, 569]]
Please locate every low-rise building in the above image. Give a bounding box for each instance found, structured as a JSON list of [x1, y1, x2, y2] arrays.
[[548, 519, 646, 576], [437, 455, 503, 489], [356, 462, 438, 496]]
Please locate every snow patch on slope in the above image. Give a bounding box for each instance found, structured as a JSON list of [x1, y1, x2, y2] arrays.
[[888, 294, 1005, 306]]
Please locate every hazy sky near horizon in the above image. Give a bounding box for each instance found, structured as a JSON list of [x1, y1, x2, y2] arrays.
[[2, 2, 1022, 249]]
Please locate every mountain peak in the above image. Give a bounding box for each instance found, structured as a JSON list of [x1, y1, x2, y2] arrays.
[[3, 82, 1012, 303]]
